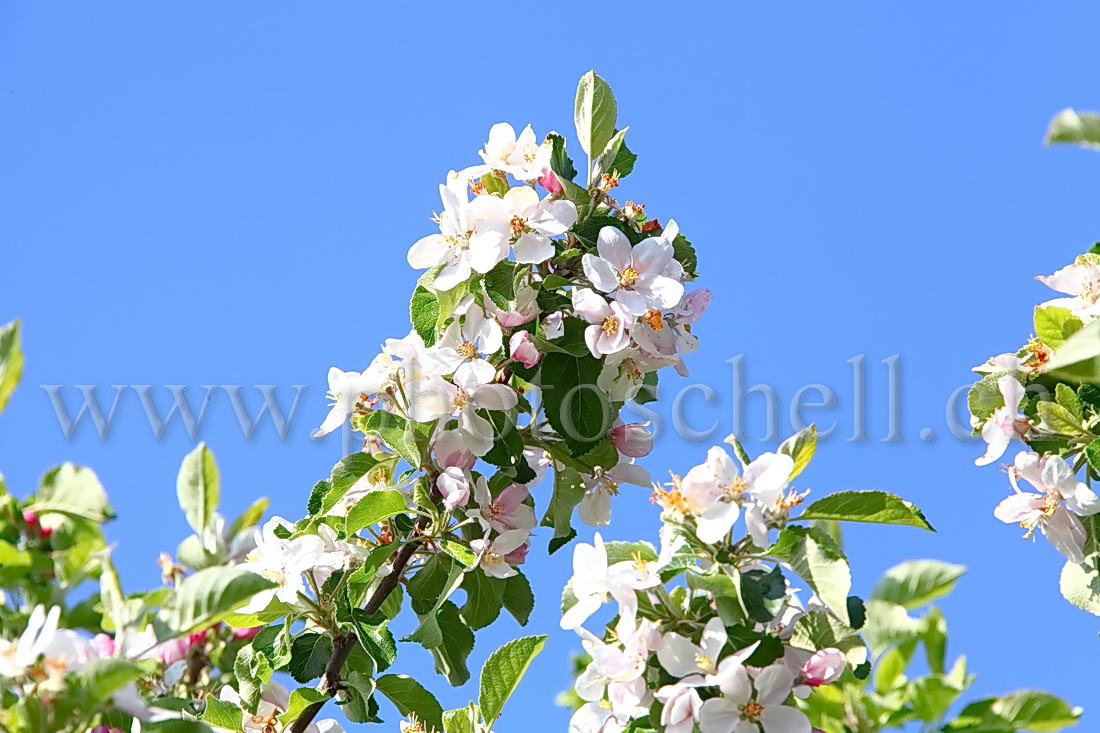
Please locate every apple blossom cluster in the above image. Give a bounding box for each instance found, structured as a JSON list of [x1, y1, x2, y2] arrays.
[[559, 430, 855, 733], [969, 249, 1100, 613]]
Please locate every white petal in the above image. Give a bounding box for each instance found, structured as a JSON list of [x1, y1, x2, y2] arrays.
[[514, 232, 556, 264], [408, 234, 449, 268], [583, 254, 621, 293], [596, 227, 632, 271]]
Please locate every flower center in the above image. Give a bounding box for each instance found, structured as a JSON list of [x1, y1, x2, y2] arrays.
[[641, 308, 664, 331], [509, 215, 527, 236], [601, 315, 620, 334], [597, 699, 613, 711], [695, 653, 715, 673], [445, 234, 470, 251], [619, 267, 640, 287], [458, 340, 478, 360], [651, 485, 691, 515], [741, 702, 764, 721], [469, 180, 486, 196], [723, 476, 748, 499]]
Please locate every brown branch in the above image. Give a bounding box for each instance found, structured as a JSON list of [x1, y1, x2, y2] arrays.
[[289, 517, 429, 733]]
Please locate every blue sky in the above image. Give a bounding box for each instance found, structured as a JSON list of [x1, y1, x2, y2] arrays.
[[2, 2, 1099, 730]]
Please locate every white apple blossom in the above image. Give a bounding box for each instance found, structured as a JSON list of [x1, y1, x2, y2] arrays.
[[582, 227, 685, 315], [470, 528, 530, 579], [407, 172, 511, 291], [569, 702, 628, 733], [409, 371, 518, 456], [437, 467, 471, 510], [478, 123, 550, 181], [975, 375, 1028, 466], [560, 533, 644, 630], [572, 288, 635, 357], [698, 664, 811, 733], [237, 517, 337, 613], [578, 461, 651, 527], [1037, 257, 1100, 320], [654, 682, 703, 733], [488, 185, 577, 264], [429, 305, 503, 387], [995, 451, 1100, 563]]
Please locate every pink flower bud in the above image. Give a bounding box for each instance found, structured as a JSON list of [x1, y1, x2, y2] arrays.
[[538, 167, 563, 194], [509, 331, 541, 369], [188, 629, 209, 646], [156, 637, 190, 666], [39, 526, 52, 539], [22, 510, 37, 526], [611, 422, 653, 458], [232, 625, 265, 640], [437, 467, 471, 509], [504, 542, 529, 566], [801, 647, 845, 687], [92, 633, 116, 658]]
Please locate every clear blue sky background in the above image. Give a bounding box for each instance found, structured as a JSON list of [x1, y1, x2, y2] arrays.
[[2, 3, 1098, 730]]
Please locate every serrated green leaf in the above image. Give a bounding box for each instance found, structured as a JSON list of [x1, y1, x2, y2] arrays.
[[345, 490, 410, 535], [1035, 306, 1083, 349], [376, 674, 445, 732], [503, 572, 534, 626], [540, 466, 586, 554], [771, 525, 850, 625], [798, 490, 934, 531], [288, 632, 333, 683], [176, 443, 220, 550], [460, 568, 505, 630], [871, 560, 966, 610], [574, 71, 617, 164], [275, 688, 329, 727], [478, 635, 548, 723], [201, 696, 244, 730], [159, 567, 275, 635]]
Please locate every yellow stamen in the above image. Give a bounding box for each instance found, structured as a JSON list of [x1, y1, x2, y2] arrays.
[[509, 215, 527, 236], [619, 267, 640, 288], [601, 315, 619, 334], [641, 308, 664, 331], [458, 340, 478, 360]]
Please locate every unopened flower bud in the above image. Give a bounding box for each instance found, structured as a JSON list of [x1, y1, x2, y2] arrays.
[[538, 167, 563, 194], [611, 422, 654, 458], [509, 330, 541, 369], [801, 647, 845, 687]]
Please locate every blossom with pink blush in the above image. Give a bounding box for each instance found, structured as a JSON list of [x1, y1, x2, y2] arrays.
[[672, 288, 712, 324], [92, 633, 115, 658], [572, 288, 634, 357], [538, 167, 563, 194], [433, 429, 476, 471], [801, 647, 845, 686], [509, 330, 542, 368], [155, 637, 190, 666], [22, 510, 37, 526], [485, 281, 540, 327], [610, 421, 653, 458], [504, 542, 529, 566], [474, 478, 537, 534], [437, 467, 471, 509]]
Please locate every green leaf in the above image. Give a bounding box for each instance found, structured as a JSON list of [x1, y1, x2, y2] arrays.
[[376, 675, 445, 732], [771, 525, 851, 624], [503, 572, 534, 626], [478, 635, 548, 723], [1035, 306, 1084, 349], [1056, 383, 1085, 423], [789, 610, 867, 667], [159, 567, 275, 635], [411, 279, 442, 345], [1046, 107, 1100, 149], [288, 632, 334, 683], [275, 688, 328, 727], [873, 644, 913, 691], [611, 139, 637, 178], [1060, 559, 1100, 615], [429, 601, 475, 686], [592, 127, 629, 180], [671, 233, 699, 280], [968, 374, 1006, 425], [228, 497, 269, 541], [540, 466, 587, 553], [323, 452, 388, 516], [862, 599, 922, 655], [443, 703, 481, 733], [350, 609, 398, 673], [1043, 319, 1100, 382], [460, 568, 506, 630], [176, 443, 220, 550], [539, 351, 611, 455], [1037, 400, 1085, 435], [338, 670, 380, 723], [686, 568, 749, 625], [30, 463, 114, 522], [234, 643, 273, 713], [0, 319, 23, 413], [547, 132, 578, 182], [989, 690, 1082, 730], [359, 411, 435, 469], [79, 658, 149, 704], [778, 424, 817, 480], [798, 490, 934, 531], [201, 696, 245, 730], [872, 560, 966, 610], [346, 490, 410, 535], [923, 605, 948, 674], [0, 539, 31, 567], [574, 70, 617, 163]]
